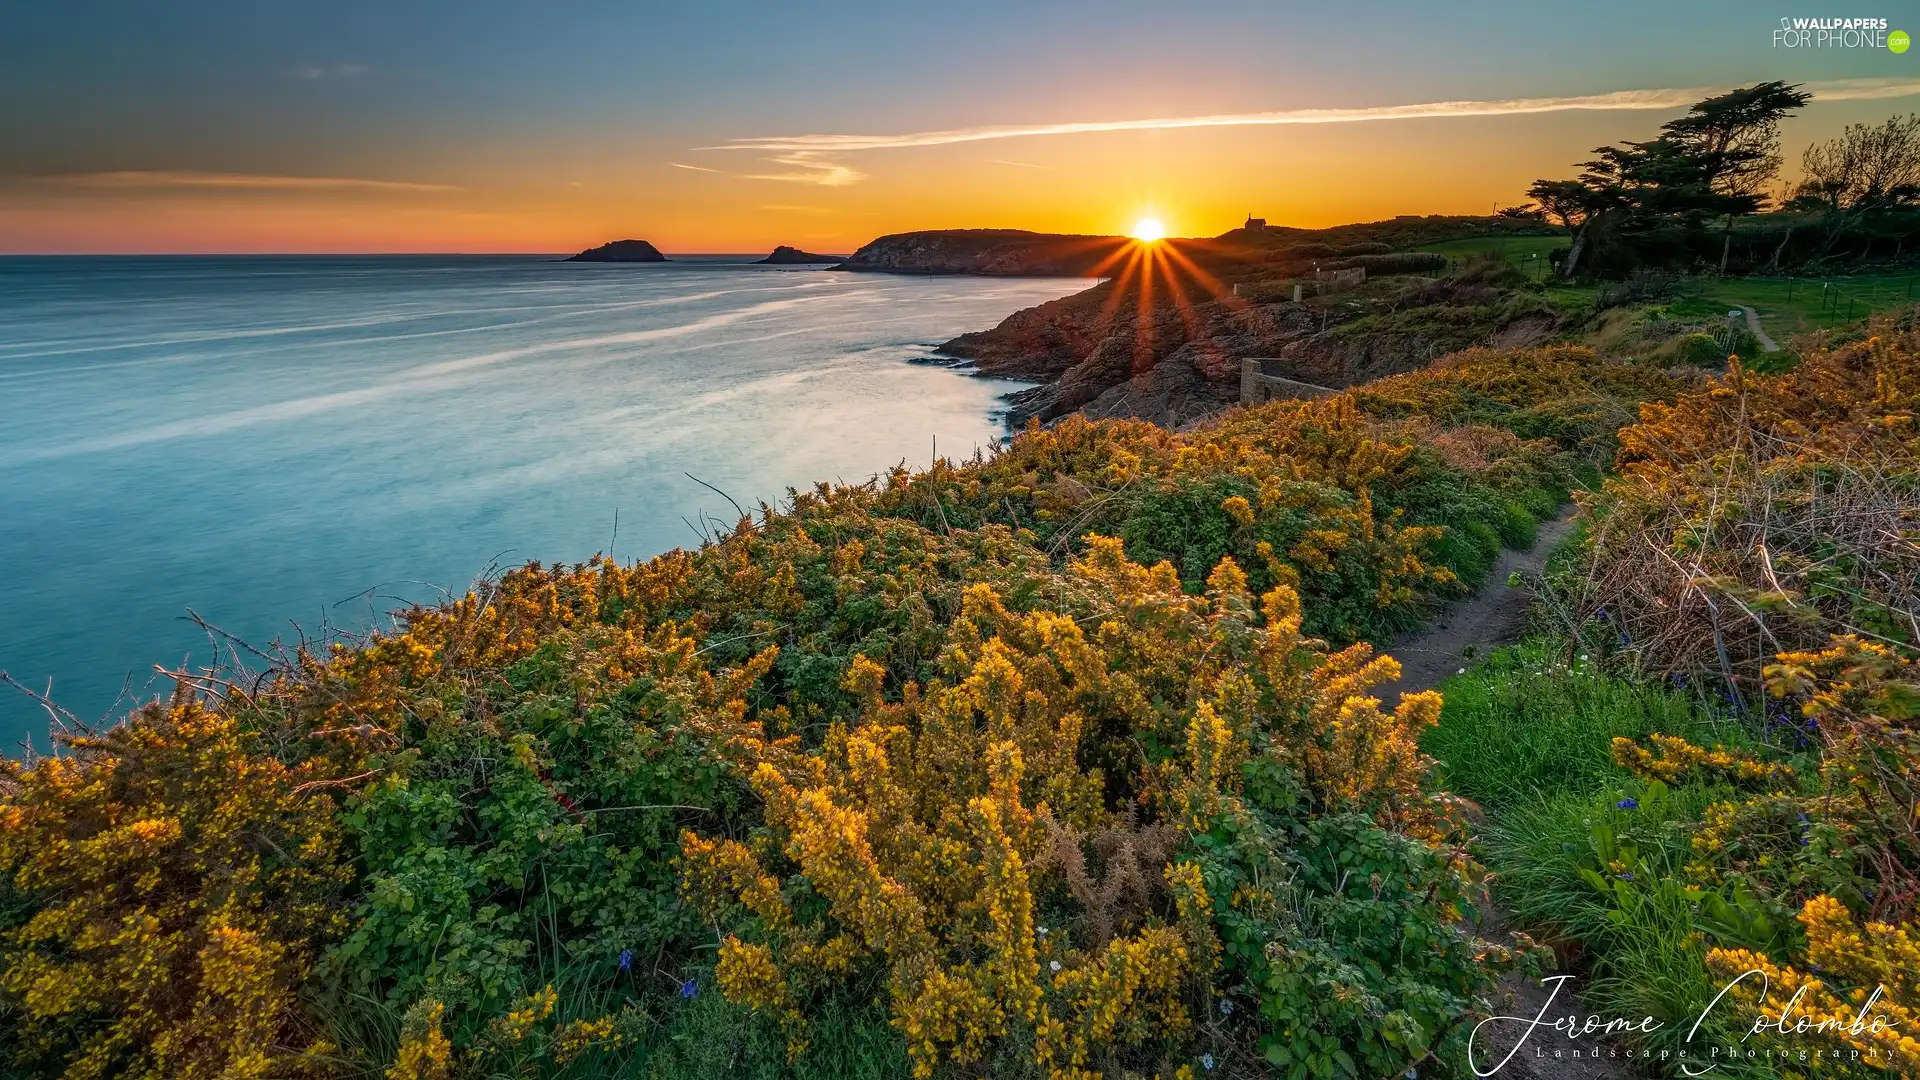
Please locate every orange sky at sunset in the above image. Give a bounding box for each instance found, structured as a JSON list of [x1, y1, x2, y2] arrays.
[[10, 101, 1917, 255], [6, 3, 1919, 253]]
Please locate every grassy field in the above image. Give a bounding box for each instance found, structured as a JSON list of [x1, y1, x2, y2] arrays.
[[1416, 233, 1918, 342], [1693, 271, 1920, 339], [1417, 235, 1567, 289], [1416, 234, 1570, 262]]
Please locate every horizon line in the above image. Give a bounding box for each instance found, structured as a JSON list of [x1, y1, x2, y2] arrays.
[[0, 250, 856, 258]]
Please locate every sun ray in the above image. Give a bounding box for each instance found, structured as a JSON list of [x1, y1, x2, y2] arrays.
[[1091, 243, 1148, 340], [1083, 230, 1260, 392], [1132, 243, 1158, 375], [1085, 238, 1139, 281], [1158, 242, 1245, 310], [1154, 253, 1208, 342]]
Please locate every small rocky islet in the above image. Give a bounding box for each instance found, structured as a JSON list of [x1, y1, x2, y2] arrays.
[[565, 238, 668, 262]]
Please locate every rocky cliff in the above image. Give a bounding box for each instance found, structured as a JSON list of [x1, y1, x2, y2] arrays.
[[758, 245, 842, 264], [566, 239, 668, 262], [837, 229, 1130, 276], [932, 217, 1564, 427]]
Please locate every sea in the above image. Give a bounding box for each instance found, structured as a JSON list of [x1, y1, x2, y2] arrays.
[[0, 255, 1086, 749]]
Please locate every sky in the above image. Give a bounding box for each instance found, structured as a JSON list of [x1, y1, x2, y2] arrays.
[[3, 1, 1919, 253]]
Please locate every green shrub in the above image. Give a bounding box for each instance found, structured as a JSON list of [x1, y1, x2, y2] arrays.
[[0, 340, 1681, 1080], [1661, 331, 1732, 368]]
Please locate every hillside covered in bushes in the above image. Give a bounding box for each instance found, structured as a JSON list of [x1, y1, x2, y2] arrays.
[[0, 345, 1688, 1080], [1425, 314, 1920, 1076]]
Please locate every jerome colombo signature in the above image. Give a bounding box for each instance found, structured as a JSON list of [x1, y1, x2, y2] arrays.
[[1467, 971, 1900, 1076]]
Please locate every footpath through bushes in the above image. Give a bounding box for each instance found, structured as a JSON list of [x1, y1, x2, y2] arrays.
[[0, 346, 1682, 1080], [1426, 314, 1920, 1077]]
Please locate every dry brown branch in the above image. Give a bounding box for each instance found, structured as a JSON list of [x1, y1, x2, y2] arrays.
[[1571, 318, 1919, 700], [290, 768, 383, 795], [1031, 810, 1181, 950], [0, 670, 84, 736]]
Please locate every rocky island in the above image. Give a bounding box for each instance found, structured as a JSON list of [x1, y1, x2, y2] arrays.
[[758, 245, 842, 264], [565, 239, 668, 262]]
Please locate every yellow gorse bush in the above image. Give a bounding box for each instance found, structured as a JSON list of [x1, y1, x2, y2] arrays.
[[684, 534, 1452, 1079], [387, 998, 451, 1080], [1611, 731, 1795, 787], [1705, 896, 1920, 1077], [0, 340, 1642, 1078], [0, 689, 352, 1080], [1609, 635, 1919, 1075]]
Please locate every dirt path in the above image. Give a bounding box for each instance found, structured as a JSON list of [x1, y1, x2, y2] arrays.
[[1374, 512, 1579, 703], [1380, 508, 1637, 1080], [1738, 305, 1782, 353]]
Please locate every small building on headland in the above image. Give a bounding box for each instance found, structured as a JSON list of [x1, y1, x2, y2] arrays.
[[1240, 358, 1337, 405], [1243, 214, 1268, 230]]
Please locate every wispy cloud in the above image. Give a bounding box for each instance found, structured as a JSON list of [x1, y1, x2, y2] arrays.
[[739, 152, 865, 187], [760, 203, 836, 214], [1802, 76, 1920, 101], [673, 153, 864, 186], [55, 170, 455, 192], [988, 159, 1052, 169], [705, 77, 1920, 157]]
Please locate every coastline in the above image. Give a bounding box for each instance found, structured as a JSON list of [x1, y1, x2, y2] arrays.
[[0, 258, 1081, 744]]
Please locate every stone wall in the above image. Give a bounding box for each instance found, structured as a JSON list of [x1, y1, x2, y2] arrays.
[[1240, 359, 1337, 405], [1313, 267, 1366, 292]]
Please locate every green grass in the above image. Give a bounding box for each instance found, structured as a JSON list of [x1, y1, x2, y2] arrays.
[[618, 991, 911, 1080], [1482, 785, 1758, 1067], [313, 954, 914, 1080], [1424, 640, 1786, 1074], [1420, 640, 1741, 811], [1406, 234, 1917, 359], [1692, 272, 1920, 341], [1415, 235, 1571, 262]]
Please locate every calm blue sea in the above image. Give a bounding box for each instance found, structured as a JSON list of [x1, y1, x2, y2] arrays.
[[0, 255, 1084, 749]]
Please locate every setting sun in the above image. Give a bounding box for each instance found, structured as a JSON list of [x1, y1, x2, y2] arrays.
[[1129, 216, 1166, 242]]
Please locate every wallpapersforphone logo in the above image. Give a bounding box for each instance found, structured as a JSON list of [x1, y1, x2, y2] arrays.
[[1772, 17, 1906, 50]]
